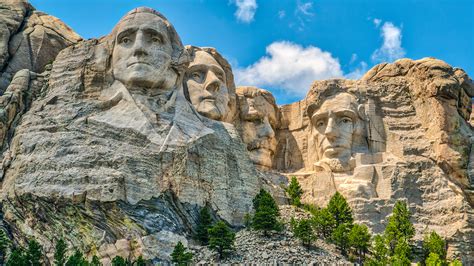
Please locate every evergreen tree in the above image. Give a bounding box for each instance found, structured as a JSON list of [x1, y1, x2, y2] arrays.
[[252, 189, 281, 235], [425, 253, 443, 266], [90, 255, 102, 266], [243, 213, 252, 228], [195, 206, 213, 245], [0, 229, 10, 264], [331, 223, 351, 255], [65, 250, 88, 266], [54, 238, 67, 266], [384, 200, 415, 253], [327, 192, 353, 227], [448, 259, 462, 266], [25, 239, 42, 266], [348, 223, 371, 263], [390, 237, 411, 266], [111, 256, 127, 266], [312, 208, 336, 238], [286, 176, 303, 206], [6, 247, 27, 266], [170, 241, 193, 265], [292, 218, 316, 247], [365, 234, 389, 266], [208, 221, 235, 259], [133, 256, 146, 266], [423, 231, 446, 262]]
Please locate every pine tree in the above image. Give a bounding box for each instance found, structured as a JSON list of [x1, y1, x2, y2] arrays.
[[0, 229, 10, 264], [133, 256, 146, 266], [195, 206, 213, 245], [54, 238, 67, 266], [384, 200, 415, 253], [426, 253, 443, 266], [331, 223, 351, 255], [292, 218, 316, 247], [252, 189, 281, 235], [90, 255, 102, 266], [111, 256, 127, 266], [208, 221, 235, 259], [449, 259, 463, 266], [422, 231, 446, 262], [25, 239, 42, 266], [390, 237, 411, 266], [327, 192, 353, 227], [286, 176, 303, 206], [170, 241, 193, 265], [365, 234, 389, 266], [6, 247, 27, 266], [348, 223, 371, 263], [312, 208, 336, 238], [65, 250, 88, 266]]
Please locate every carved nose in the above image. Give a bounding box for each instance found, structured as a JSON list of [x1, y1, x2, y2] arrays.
[[324, 117, 338, 140], [132, 32, 148, 57], [205, 71, 220, 93], [259, 118, 275, 138]]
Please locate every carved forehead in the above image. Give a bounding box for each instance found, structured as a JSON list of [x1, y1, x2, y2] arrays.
[[113, 12, 168, 37], [189, 51, 222, 70], [316, 93, 358, 114]]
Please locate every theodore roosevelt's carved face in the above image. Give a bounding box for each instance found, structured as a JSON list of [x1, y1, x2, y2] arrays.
[[238, 88, 278, 169], [186, 51, 229, 120], [311, 93, 359, 163], [112, 12, 177, 91]]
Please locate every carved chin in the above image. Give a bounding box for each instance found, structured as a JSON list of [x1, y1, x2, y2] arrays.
[[249, 149, 273, 169], [197, 102, 223, 120]]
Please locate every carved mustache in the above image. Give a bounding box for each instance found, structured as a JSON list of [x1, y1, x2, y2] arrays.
[[247, 138, 276, 153]]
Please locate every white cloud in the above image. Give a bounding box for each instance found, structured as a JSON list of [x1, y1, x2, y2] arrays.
[[297, 1, 314, 16], [373, 18, 381, 27], [278, 10, 286, 19], [234, 0, 258, 23], [349, 53, 358, 64], [345, 61, 368, 80], [371, 21, 405, 63], [234, 41, 343, 97]]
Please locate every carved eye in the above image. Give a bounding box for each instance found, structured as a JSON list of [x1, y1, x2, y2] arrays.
[[151, 36, 162, 43], [191, 71, 204, 82], [340, 117, 352, 124], [120, 37, 132, 44], [316, 120, 325, 128]]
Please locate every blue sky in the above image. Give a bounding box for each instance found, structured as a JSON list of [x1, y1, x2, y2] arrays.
[[30, 0, 473, 104]]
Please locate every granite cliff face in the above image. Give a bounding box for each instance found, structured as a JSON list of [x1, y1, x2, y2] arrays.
[[0, 2, 473, 264]]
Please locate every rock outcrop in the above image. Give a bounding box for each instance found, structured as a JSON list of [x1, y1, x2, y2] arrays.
[[0, 1, 472, 264]]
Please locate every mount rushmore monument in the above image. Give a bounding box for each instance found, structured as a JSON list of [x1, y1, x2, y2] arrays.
[[0, 1, 473, 263]]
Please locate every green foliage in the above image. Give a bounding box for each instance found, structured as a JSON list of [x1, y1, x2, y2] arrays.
[[111, 256, 127, 266], [348, 223, 371, 263], [390, 237, 412, 266], [90, 255, 102, 266], [252, 189, 281, 235], [0, 229, 10, 263], [243, 213, 252, 228], [448, 259, 462, 266], [331, 223, 350, 255], [423, 231, 446, 262], [170, 241, 193, 265], [292, 218, 316, 247], [368, 234, 389, 266], [327, 192, 353, 227], [208, 221, 235, 259], [195, 206, 213, 245], [311, 208, 336, 238], [25, 239, 42, 266], [54, 238, 67, 266], [133, 256, 146, 266], [301, 203, 320, 216], [65, 250, 88, 266], [286, 176, 303, 206], [426, 253, 443, 266], [6, 247, 27, 266], [385, 200, 415, 253]]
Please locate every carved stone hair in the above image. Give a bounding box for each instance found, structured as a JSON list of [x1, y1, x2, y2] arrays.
[[236, 86, 280, 127]]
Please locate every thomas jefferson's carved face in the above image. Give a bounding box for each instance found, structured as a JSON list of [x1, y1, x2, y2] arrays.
[[186, 51, 229, 120], [311, 93, 358, 162], [239, 93, 277, 169], [112, 13, 176, 90]]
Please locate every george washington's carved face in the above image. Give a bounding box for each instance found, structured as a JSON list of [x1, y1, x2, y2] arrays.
[[112, 12, 177, 91], [186, 51, 229, 120]]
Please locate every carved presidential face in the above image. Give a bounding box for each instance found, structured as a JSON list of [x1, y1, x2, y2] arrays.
[[186, 51, 229, 121], [239, 92, 277, 169], [112, 12, 177, 91], [311, 93, 359, 162]]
